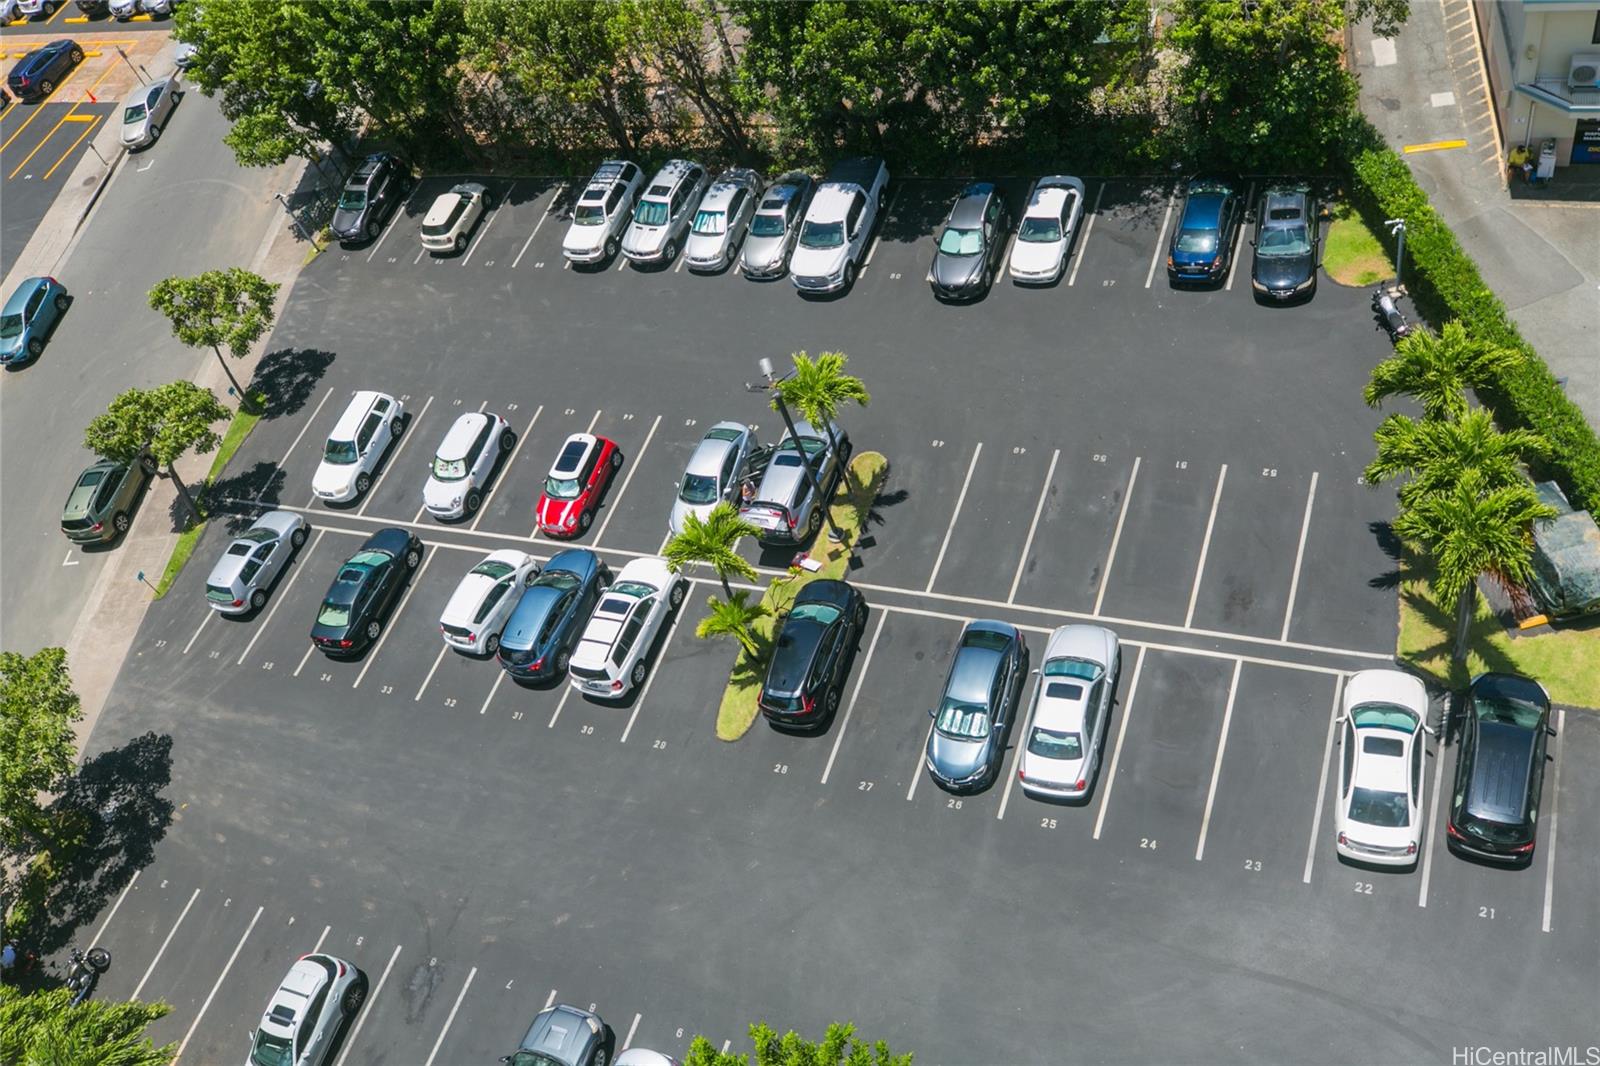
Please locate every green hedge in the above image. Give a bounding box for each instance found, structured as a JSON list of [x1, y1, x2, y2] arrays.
[[1347, 145, 1600, 512]]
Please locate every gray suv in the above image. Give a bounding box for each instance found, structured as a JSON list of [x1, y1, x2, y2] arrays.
[[61, 453, 155, 544], [739, 419, 850, 547]]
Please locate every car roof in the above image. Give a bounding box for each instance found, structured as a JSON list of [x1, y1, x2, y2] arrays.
[[20, 39, 72, 70], [1261, 188, 1308, 225], [3, 277, 49, 313], [698, 181, 745, 211], [945, 627, 1008, 703], [686, 431, 736, 477], [587, 159, 632, 188], [329, 390, 391, 441], [948, 183, 995, 227], [1465, 721, 1536, 822], [643, 158, 699, 197], [806, 185, 859, 223], [1351, 725, 1411, 793], [1181, 194, 1225, 228], [436, 412, 490, 461], [1033, 674, 1089, 733], [760, 175, 809, 208], [519, 1005, 595, 1059], [551, 433, 596, 475], [260, 955, 336, 1037]]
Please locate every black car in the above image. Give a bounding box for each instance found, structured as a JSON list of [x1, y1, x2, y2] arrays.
[[329, 152, 410, 243], [759, 579, 868, 730], [928, 181, 1010, 301], [7, 39, 85, 103], [1166, 177, 1242, 286], [75, 0, 110, 14], [1250, 186, 1320, 301], [496, 548, 609, 683], [310, 528, 421, 657], [1446, 672, 1555, 865]]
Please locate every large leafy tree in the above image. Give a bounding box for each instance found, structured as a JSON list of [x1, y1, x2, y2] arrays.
[[147, 269, 281, 413], [0, 649, 82, 865], [684, 1022, 912, 1066], [665, 503, 761, 596], [1366, 410, 1550, 510], [696, 590, 767, 659], [84, 383, 231, 523], [0, 987, 175, 1066], [631, 0, 762, 157], [1364, 320, 1527, 423]]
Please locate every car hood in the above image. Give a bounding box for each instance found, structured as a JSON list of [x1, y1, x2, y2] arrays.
[[563, 222, 607, 254], [424, 477, 465, 510], [1253, 252, 1314, 289], [1009, 239, 1063, 274], [0, 333, 22, 359], [931, 252, 984, 290], [312, 461, 358, 496], [622, 222, 668, 255], [669, 496, 714, 535], [789, 243, 847, 278], [742, 232, 786, 268], [330, 206, 365, 235], [684, 231, 727, 261], [121, 116, 151, 143], [927, 731, 989, 781], [537, 493, 585, 530]]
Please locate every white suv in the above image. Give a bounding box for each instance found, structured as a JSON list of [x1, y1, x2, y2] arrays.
[[422, 412, 516, 520], [621, 159, 707, 265], [247, 953, 364, 1066], [311, 391, 406, 503], [562, 159, 644, 265], [568, 556, 686, 699]]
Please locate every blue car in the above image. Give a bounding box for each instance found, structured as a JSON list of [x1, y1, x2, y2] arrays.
[[6, 39, 83, 102], [0, 277, 70, 366], [1166, 177, 1242, 286], [497, 548, 609, 682]]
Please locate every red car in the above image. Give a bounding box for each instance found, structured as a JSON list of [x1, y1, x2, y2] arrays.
[[535, 433, 622, 536]]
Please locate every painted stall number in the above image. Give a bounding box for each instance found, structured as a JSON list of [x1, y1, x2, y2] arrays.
[[511, 711, 524, 721], [652, 739, 667, 749], [1040, 818, 1057, 829], [772, 763, 788, 774], [209, 650, 220, 659], [857, 781, 873, 792], [320, 673, 332, 682], [1479, 906, 1495, 919], [947, 798, 963, 810], [676, 1028, 685, 1039], [262, 662, 274, 671], [153, 640, 168, 648], [354, 935, 364, 946], [1261, 468, 1277, 477], [1140, 837, 1158, 849], [1092, 453, 1107, 463], [443, 698, 457, 708], [380, 685, 393, 695], [581, 724, 595, 735], [1175, 460, 1188, 469], [1244, 859, 1262, 871], [1354, 881, 1373, 895]]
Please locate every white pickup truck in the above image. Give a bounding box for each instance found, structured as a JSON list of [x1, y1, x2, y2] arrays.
[[789, 157, 890, 295]]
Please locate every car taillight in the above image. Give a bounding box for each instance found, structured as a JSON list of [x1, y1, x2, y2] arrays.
[[787, 510, 798, 529], [1075, 778, 1086, 791], [1510, 839, 1536, 854], [1337, 831, 1348, 846], [530, 658, 544, 671], [91, 522, 103, 532], [1017, 768, 1026, 781], [1405, 842, 1417, 855], [1446, 821, 1464, 841], [335, 960, 347, 976], [466, 632, 476, 643], [338, 640, 352, 649], [232, 599, 244, 608], [801, 692, 816, 716], [611, 680, 624, 691]]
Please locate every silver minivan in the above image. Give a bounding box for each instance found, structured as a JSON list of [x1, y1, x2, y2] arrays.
[[204, 510, 309, 614]]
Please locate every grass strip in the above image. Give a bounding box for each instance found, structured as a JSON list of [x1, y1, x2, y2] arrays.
[[152, 393, 265, 598], [1321, 203, 1392, 287], [715, 451, 889, 741]]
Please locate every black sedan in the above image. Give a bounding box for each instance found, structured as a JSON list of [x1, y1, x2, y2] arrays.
[[7, 39, 84, 102], [310, 528, 422, 657], [1166, 177, 1242, 286], [759, 579, 868, 730], [927, 182, 1010, 301], [496, 548, 609, 683], [1250, 186, 1320, 301]]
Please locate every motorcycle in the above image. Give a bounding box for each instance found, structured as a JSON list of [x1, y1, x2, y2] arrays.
[[1372, 282, 1412, 344], [64, 946, 111, 1006]]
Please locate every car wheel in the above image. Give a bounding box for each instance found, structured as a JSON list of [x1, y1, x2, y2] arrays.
[[391, 416, 405, 437], [555, 648, 571, 673], [806, 507, 822, 538], [53, 293, 69, 312], [604, 237, 618, 260], [524, 569, 538, 588], [112, 511, 130, 534], [365, 620, 381, 641], [290, 527, 307, 549], [27, 337, 43, 357], [367, 219, 380, 240], [610, 450, 623, 469], [578, 509, 593, 531], [590, 1046, 608, 1066], [150, 123, 161, 141], [499, 429, 516, 451], [355, 472, 371, 497], [485, 633, 500, 656], [663, 239, 677, 262], [669, 580, 686, 609], [465, 490, 482, 515], [40, 80, 54, 95], [453, 233, 466, 253], [250, 589, 268, 610], [854, 602, 868, 630], [824, 686, 841, 719], [405, 549, 420, 569], [341, 980, 366, 1016], [69, 46, 82, 62], [843, 261, 857, 289], [630, 660, 647, 686]]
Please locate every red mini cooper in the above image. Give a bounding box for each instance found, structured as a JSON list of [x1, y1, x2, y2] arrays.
[[535, 433, 622, 537]]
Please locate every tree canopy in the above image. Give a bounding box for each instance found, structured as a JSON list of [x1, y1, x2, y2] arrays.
[[0, 987, 176, 1066], [0, 648, 82, 860]]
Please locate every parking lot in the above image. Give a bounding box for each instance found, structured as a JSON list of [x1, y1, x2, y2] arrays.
[[73, 173, 1600, 1061]]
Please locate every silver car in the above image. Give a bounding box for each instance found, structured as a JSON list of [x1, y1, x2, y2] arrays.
[[621, 159, 706, 265], [684, 168, 763, 272], [1017, 624, 1120, 800], [669, 421, 757, 535], [120, 78, 177, 149], [739, 419, 849, 547], [205, 510, 308, 615], [741, 172, 815, 279], [924, 620, 1027, 792], [248, 953, 364, 1066]]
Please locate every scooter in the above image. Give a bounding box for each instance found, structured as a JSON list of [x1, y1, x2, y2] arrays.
[[1372, 282, 1412, 344], [64, 946, 111, 1006]]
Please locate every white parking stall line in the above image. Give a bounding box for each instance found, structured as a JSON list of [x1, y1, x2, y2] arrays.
[[474, 405, 542, 531], [622, 1012, 642, 1051], [414, 245, 427, 266], [586, 409, 602, 433], [477, 399, 488, 413], [129, 887, 199, 1000], [173, 904, 262, 1064], [311, 924, 330, 954], [88, 869, 139, 950], [862, 185, 902, 269], [543, 988, 558, 1010], [513, 185, 565, 269], [905, 716, 937, 801], [259, 386, 333, 499], [594, 413, 660, 544], [359, 394, 433, 518], [1183, 464, 1228, 629], [353, 552, 436, 689], [414, 643, 450, 701], [181, 610, 213, 654], [996, 670, 1042, 821], [333, 943, 401, 1066], [1093, 645, 1146, 840], [616, 254, 630, 272], [1008, 448, 1059, 603], [1417, 721, 1450, 908], [1143, 185, 1178, 288], [240, 529, 326, 666], [620, 610, 684, 743], [424, 965, 477, 1066], [925, 442, 983, 593], [1280, 472, 1319, 642], [1193, 659, 1242, 861], [292, 641, 318, 678], [1302, 676, 1344, 884], [820, 612, 887, 784], [1092, 457, 1141, 617], [1067, 181, 1107, 287], [1541, 707, 1565, 933], [461, 183, 512, 266], [1223, 181, 1255, 290], [479, 668, 507, 715], [674, 253, 688, 274], [365, 206, 401, 264], [547, 683, 574, 729]]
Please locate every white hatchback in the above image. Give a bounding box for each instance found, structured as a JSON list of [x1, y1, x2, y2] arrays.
[[1335, 669, 1432, 867], [568, 556, 686, 700], [311, 391, 405, 504], [247, 953, 364, 1066], [1017, 624, 1119, 801], [439, 550, 538, 655], [422, 411, 515, 520], [420, 182, 491, 254]]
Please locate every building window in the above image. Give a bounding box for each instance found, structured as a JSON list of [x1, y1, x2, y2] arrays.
[[1593, 10, 1600, 45]]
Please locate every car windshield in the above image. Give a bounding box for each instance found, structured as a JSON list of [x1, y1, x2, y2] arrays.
[[472, 560, 514, 579], [1042, 657, 1102, 682], [338, 188, 367, 211], [1028, 727, 1082, 760], [936, 700, 991, 740], [799, 219, 843, 249], [535, 570, 581, 591], [251, 1030, 293, 1066], [123, 103, 147, 123], [573, 203, 605, 225], [750, 211, 786, 237], [317, 601, 351, 627], [432, 456, 468, 481], [346, 550, 391, 568], [237, 528, 276, 544], [679, 472, 718, 505], [545, 475, 581, 499], [1257, 225, 1311, 257], [693, 209, 726, 235], [937, 228, 983, 256], [789, 601, 840, 626], [1472, 693, 1544, 730], [1018, 216, 1061, 243], [610, 580, 656, 598], [0, 313, 23, 339], [633, 199, 670, 227], [323, 439, 358, 465], [1348, 787, 1409, 828], [1175, 228, 1218, 253]]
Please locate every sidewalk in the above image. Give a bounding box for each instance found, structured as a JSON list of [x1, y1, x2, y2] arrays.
[[1350, 0, 1600, 431]]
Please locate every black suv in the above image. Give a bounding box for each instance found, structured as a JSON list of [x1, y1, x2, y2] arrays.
[[1446, 672, 1555, 865], [1250, 186, 1320, 301], [759, 579, 868, 730], [330, 153, 410, 243], [7, 39, 84, 102], [310, 528, 422, 657]]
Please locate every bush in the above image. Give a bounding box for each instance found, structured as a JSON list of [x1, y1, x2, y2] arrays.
[[1347, 141, 1600, 512]]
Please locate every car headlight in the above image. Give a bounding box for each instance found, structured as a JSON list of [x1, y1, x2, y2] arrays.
[[926, 269, 936, 283], [563, 513, 577, 529]]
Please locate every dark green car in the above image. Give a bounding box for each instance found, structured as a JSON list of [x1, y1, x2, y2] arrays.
[[61, 455, 154, 544]]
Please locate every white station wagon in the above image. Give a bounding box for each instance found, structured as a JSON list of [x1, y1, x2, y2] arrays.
[[311, 390, 406, 504], [439, 550, 539, 655], [422, 411, 516, 520], [420, 181, 492, 254], [568, 556, 686, 699], [1017, 624, 1120, 801]]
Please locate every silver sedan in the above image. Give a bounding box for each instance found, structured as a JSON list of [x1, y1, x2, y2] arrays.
[[121, 78, 178, 149], [684, 168, 763, 272]]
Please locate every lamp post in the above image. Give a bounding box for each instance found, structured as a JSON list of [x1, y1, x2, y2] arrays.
[[746, 356, 844, 544], [275, 192, 322, 252], [1384, 217, 1407, 288]]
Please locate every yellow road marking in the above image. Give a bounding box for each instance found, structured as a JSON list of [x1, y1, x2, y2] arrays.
[[0, 59, 85, 154], [6, 56, 113, 178], [43, 111, 98, 180], [0, 100, 14, 122], [1402, 139, 1469, 154], [63, 15, 88, 22]]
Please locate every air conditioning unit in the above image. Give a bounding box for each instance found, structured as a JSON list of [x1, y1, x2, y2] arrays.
[[1569, 54, 1600, 90]]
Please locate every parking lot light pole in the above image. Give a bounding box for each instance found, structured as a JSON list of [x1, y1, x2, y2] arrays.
[[1384, 217, 1406, 287], [746, 357, 845, 545], [274, 192, 322, 252]]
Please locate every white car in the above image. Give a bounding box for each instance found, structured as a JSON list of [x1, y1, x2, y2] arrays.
[[422, 411, 515, 520], [120, 78, 177, 149], [568, 556, 686, 700], [620, 159, 706, 265], [247, 953, 364, 1066], [789, 157, 888, 294], [1017, 624, 1119, 801], [561, 159, 644, 265], [420, 181, 491, 254], [1335, 669, 1432, 867], [1008, 175, 1085, 284], [669, 421, 756, 536], [439, 550, 538, 655], [617, 1051, 680, 1066], [683, 168, 762, 272], [311, 390, 406, 504]]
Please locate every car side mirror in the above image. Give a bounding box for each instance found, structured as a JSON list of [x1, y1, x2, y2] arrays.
[[1030, 667, 1040, 676], [1421, 722, 1436, 737], [1547, 724, 1558, 737], [927, 708, 936, 719]]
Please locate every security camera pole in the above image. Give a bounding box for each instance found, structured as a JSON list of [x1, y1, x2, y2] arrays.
[[746, 356, 844, 544]]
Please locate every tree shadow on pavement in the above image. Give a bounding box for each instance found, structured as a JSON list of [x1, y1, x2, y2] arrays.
[[250, 347, 336, 421], [1367, 519, 1405, 590], [205, 461, 288, 520]]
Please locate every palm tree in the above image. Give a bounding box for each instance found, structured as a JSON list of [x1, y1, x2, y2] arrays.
[[1393, 468, 1555, 667], [696, 591, 768, 659], [1365, 409, 1550, 510], [774, 350, 870, 450], [1364, 320, 1526, 422], [663, 502, 760, 596]]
